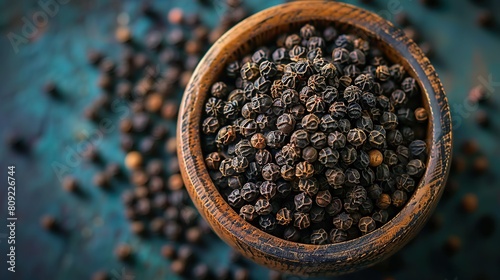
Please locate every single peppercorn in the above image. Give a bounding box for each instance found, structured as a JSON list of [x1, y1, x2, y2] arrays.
[[329, 228, 348, 243], [294, 192, 313, 213], [290, 130, 310, 148], [298, 178, 319, 196], [376, 193, 392, 209], [333, 213, 354, 231], [358, 216, 377, 234], [297, 144, 316, 163], [255, 149, 273, 166], [205, 152, 222, 170], [293, 212, 311, 230], [255, 198, 273, 215], [228, 189, 244, 208], [260, 181, 277, 200], [276, 113, 296, 134], [295, 161, 315, 179], [310, 228, 328, 245], [276, 208, 292, 226], [407, 159, 426, 177], [241, 183, 259, 202], [392, 190, 408, 207]]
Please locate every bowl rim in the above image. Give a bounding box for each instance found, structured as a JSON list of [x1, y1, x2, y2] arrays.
[[178, 0, 452, 271]]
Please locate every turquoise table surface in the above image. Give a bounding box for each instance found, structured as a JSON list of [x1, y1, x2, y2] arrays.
[[0, 0, 500, 279]]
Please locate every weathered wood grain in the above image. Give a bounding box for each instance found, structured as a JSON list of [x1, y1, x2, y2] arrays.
[[177, 1, 452, 276]]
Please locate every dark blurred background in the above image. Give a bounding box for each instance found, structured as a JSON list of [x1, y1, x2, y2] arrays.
[[0, 0, 499, 279]]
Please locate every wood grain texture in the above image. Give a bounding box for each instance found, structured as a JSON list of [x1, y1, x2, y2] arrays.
[[177, 1, 452, 276]]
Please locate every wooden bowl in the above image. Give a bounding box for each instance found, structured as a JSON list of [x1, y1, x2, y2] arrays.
[[178, 1, 452, 276]]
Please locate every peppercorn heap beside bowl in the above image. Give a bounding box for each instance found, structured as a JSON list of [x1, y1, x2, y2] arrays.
[[178, 1, 452, 276]]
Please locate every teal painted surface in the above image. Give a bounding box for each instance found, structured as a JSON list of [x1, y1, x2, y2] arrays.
[[0, 0, 499, 279]]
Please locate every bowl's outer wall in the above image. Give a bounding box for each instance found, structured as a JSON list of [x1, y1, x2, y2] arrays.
[[178, 1, 452, 276]]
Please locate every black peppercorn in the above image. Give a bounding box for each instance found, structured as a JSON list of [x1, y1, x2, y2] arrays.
[[310, 206, 325, 223], [240, 205, 257, 221], [261, 163, 280, 181], [255, 149, 273, 166], [329, 101, 347, 118], [310, 228, 328, 245], [266, 130, 286, 149], [276, 113, 296, 134], [396, 174, 415, 193], [358, 216, 376, 234], [259, 215, 277, 232], [320, 115, 338, 133], [293, 212, 311, 230], [291, 130, 310, 148], [401, 77, 419, 97], [325, 168, 346, 187], [276, 208, 292, 226], [289, 45, 307, 62], [372, 209, 389, 224], [285, 34, 301, 48], [383, 150, 398, 166], [211, 81, 228, 98], [327, 131, 346, 149], [259, 60, 278, 78], [333, 48, 350, 64], [260, 181, 277, 200], [305, 95, 326, 113], [216, 126, 237, 146], [241, 182, 259, 202], [407, 159, 426, 177], [409, 140, 427, 157], [231, 156, 249, 173], [235, 140, 256, 159], [272, 47, 288, 63], [317, 147, 339, 168], [280, 164, 295, 181], [240, 62, 260, 80], [228, 175, 245, 189], [255, 198, 273, 215], [298, 178, 319, 196], [329, 228, 348, 243], [205, 97, 224, 117], [281, 71, 298, 88], [392, 190, 408, 207], [302, 146, 318, 163], [294, 192, 313, 213], [252, 48, 269, 64], [205, 152, 222, 170], [283, 226, 300, 242], [347, 102, 362, 119], [310, 132, 327, 149], [376, 193, 391, 209], [301, 114, 320, 132], [347, 128, 367, 147], [295, 161, 315, 179], [228, 189, 244, 208], [276, 181, 292, 198], [333, 212, 354, 231], [251, 94, 273, 113]]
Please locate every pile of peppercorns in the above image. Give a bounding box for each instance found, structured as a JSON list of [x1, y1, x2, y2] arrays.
[[201, 24, 429, 244]]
